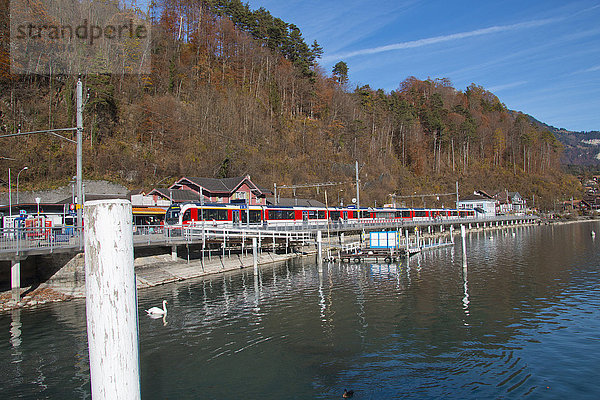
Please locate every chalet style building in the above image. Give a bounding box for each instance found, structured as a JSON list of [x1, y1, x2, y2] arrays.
[[495, 191, 526, 214], [148, 175, 269, 205]]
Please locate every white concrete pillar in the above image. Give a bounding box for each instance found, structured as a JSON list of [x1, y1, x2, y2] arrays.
[[317, 231, 323, 260], [84, 200, 141, 400], [11, 259, 21, 303], [171, 245, 177, 261]]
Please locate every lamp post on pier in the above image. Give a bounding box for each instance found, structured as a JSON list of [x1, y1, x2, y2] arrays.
[[16, 166, 28, 206]]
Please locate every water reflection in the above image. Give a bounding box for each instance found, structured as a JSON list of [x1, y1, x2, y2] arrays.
[[147, 312, 168, 326], [10, 308, 22, 348], [3, 223, 600, 399], [318, 268, 325, 322], [462, 231, 470, 322]]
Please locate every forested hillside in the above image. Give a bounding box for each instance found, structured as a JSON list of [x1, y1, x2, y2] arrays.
[[0, 0, 581, 209]]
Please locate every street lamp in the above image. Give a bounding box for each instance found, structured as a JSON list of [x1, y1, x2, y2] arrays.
[[35, 197, 41, 217], [16, 166, 28, 206]]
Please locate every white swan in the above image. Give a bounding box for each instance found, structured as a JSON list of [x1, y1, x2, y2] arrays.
[[146, 300, 168, 316]]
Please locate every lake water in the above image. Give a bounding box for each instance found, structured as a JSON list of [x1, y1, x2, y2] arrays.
[[1, 222, 600, 399]]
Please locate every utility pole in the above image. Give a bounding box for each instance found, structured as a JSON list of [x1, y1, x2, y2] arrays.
[[355, 160, 360, 211], [76, 77, 83, 240], [8, 168, 11, 222], [456, 181, 459, 208]]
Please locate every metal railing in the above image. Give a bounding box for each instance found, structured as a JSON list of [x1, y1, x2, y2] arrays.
[[0, 215, 537, 258], [0, 225, 83, 255]]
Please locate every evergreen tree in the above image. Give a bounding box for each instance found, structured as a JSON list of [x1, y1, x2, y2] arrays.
[[332, 61, 349, 84]]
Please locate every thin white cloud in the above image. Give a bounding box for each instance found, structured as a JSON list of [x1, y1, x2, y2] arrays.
[[584, 65, 600, 72], [571, 64, 600, 75], [486, 80, 528, 92], [322, 17, 559, 63]]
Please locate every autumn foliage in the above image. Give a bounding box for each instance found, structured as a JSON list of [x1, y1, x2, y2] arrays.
[[0, 0, 580, 209]]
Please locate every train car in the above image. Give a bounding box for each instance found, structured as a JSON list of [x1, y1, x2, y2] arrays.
[[412, 208, 430, 221], [264, 205, 329, 227], [459, 209, 476, 219], [166, 202, 265, 227]]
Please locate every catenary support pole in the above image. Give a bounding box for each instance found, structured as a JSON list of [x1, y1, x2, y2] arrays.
[[84, 200, 140, 400], [355, 160, 360, 211], [76, 78, 83, 247]]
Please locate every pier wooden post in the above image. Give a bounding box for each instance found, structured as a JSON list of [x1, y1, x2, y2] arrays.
[[450, 225, 454, 243], [461, 225, 467, 257], [171, 245, 177, 261], [84, 200, 141, 400], [405, 229, 410, 257], [317, 231, 323, 272], [11, 259, 21, 304], [416, 228, 421, 249], [252, 238, 258, 276]]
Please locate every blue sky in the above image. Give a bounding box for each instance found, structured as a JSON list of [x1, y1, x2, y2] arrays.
[[246, 0, 600, 132]]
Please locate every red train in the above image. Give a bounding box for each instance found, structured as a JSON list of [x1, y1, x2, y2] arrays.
[[164, 203, 476, 228]]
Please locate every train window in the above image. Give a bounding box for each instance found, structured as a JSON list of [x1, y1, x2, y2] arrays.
[[242, 210, 262, 223], [414, 210, 427, 217], [268, 209, 295, 220], [308, 210, 317, 219], [329, 211, 341, 220], [165, 207, 180, 224], [182, 210, 192, 222], [204, 208, 228, 221], [375, 211, 394, 219], [359, 211, 370, 218], [402, 210, 411, 218], [318, 210, 326, 219], [250, 210, 261, 223]]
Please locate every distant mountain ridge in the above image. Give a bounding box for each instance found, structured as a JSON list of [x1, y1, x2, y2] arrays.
[[523, 114, 600, 166]]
